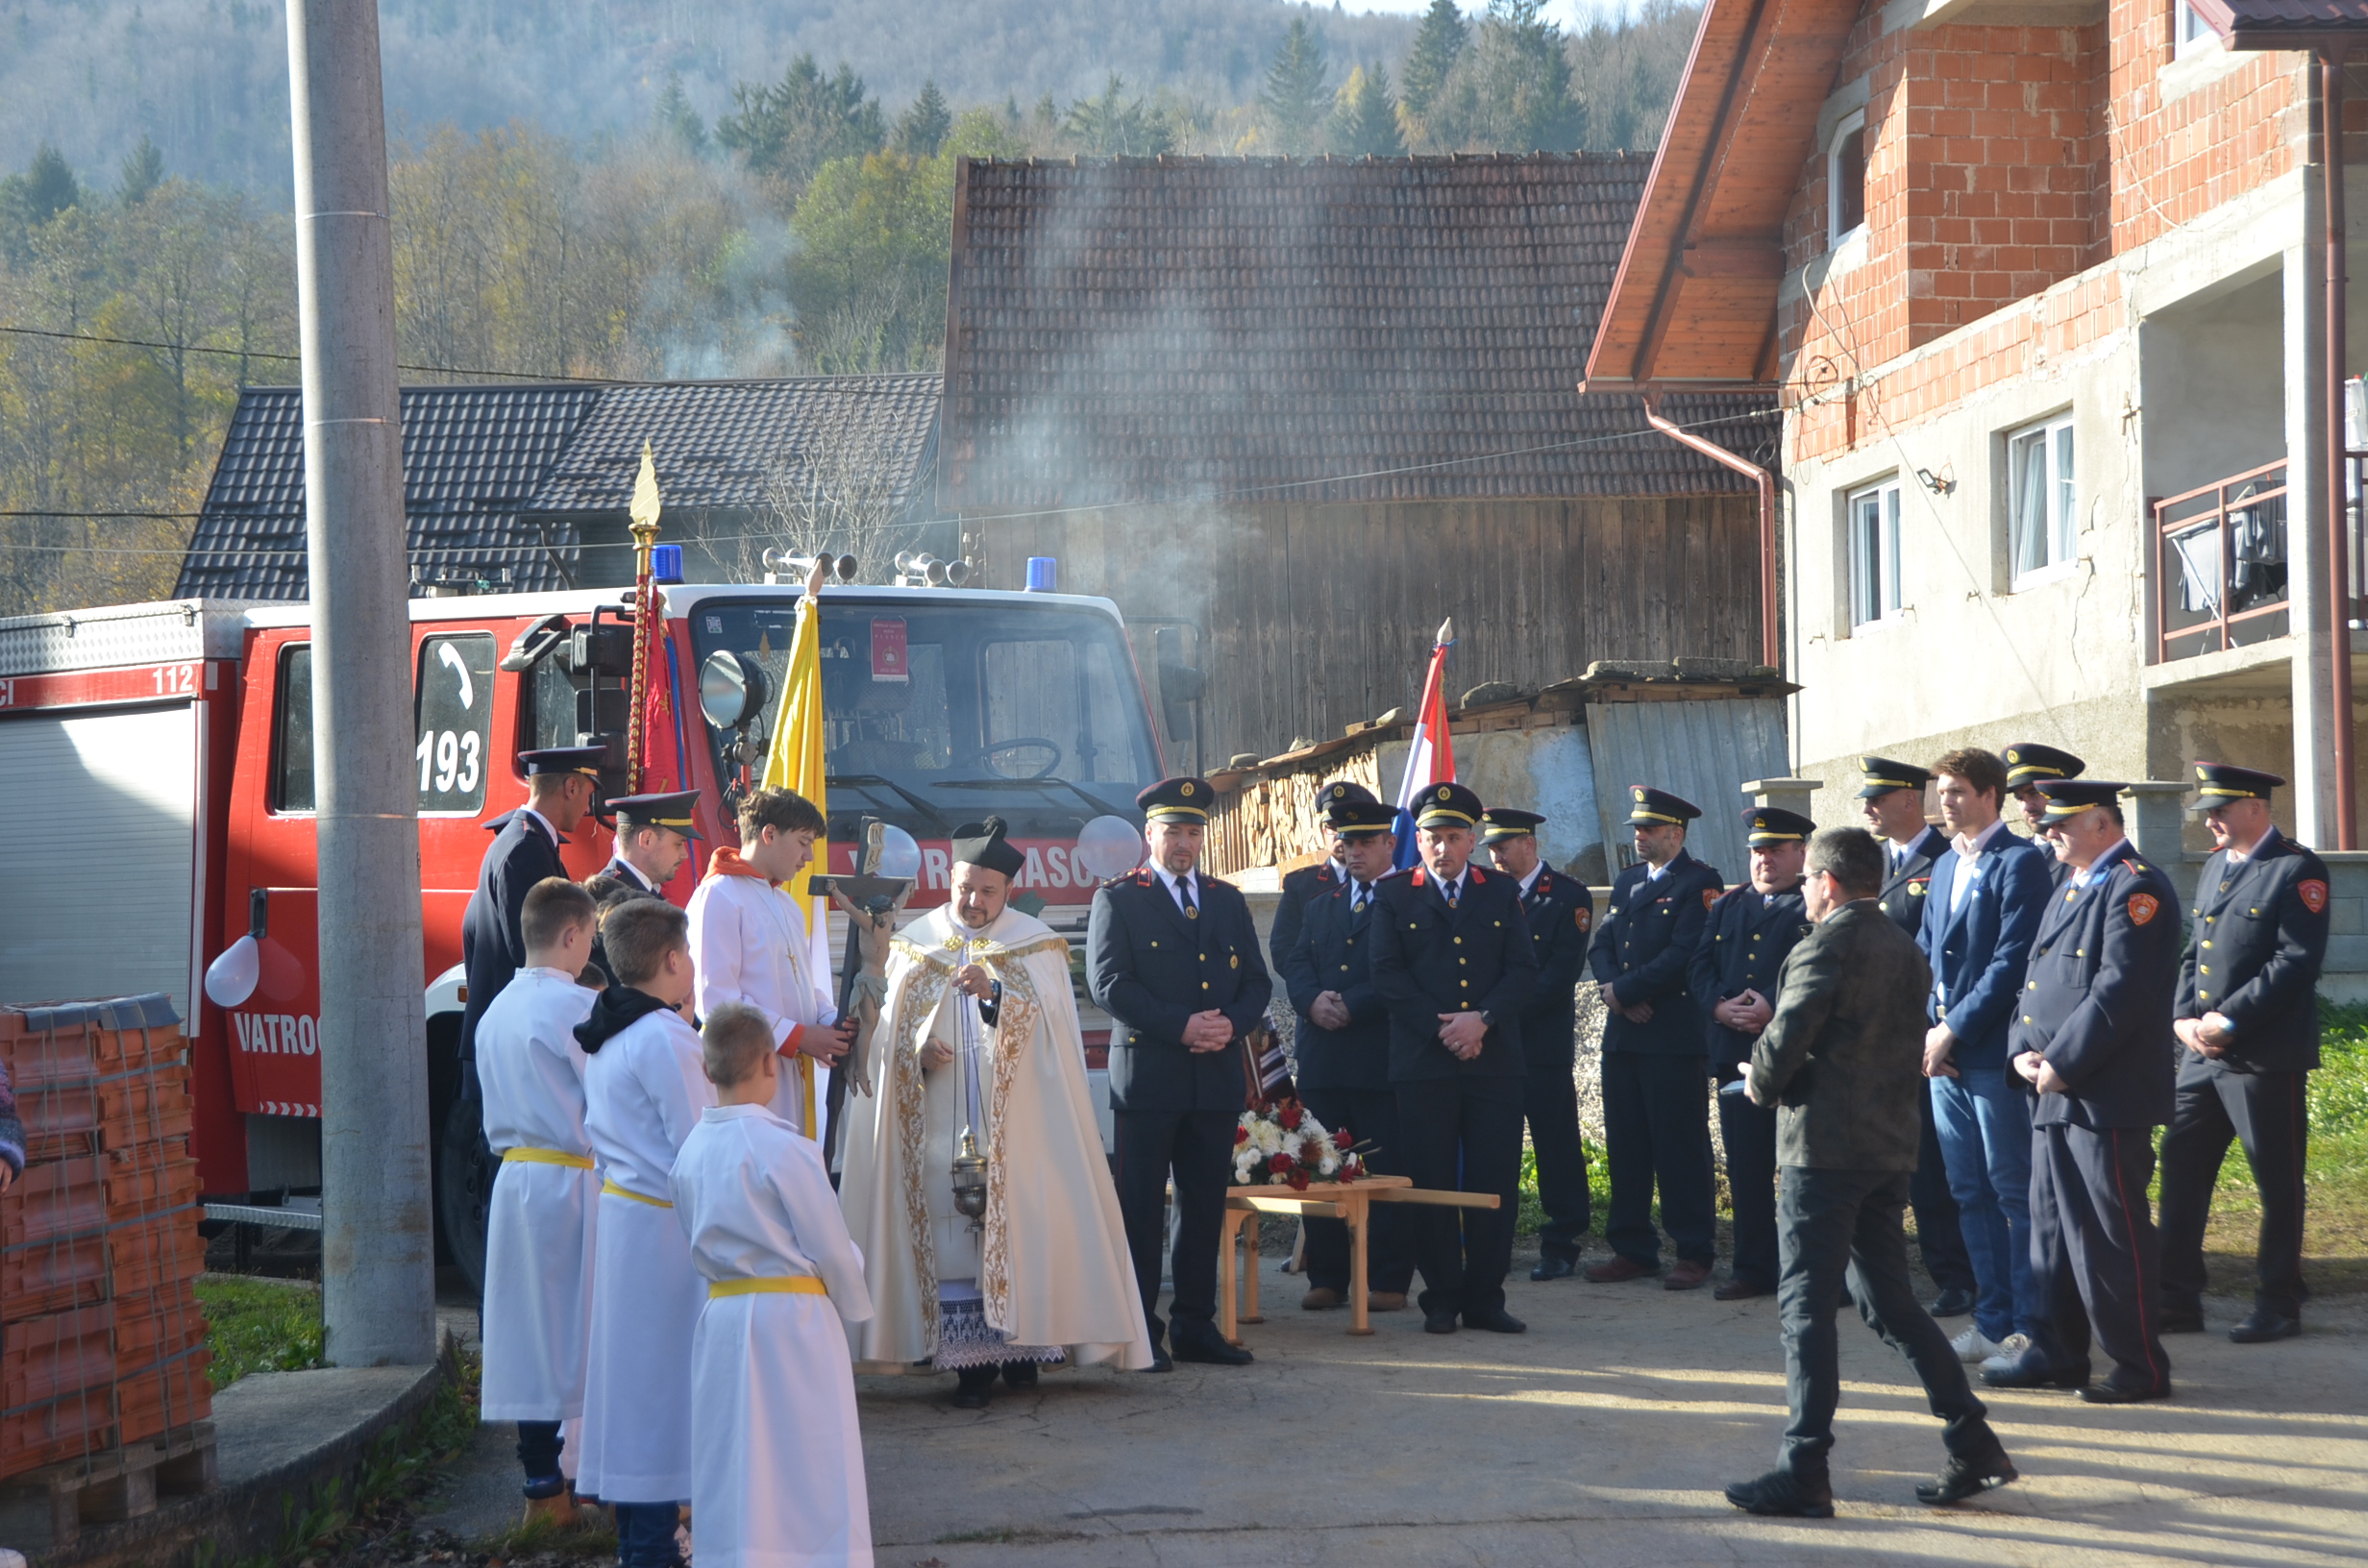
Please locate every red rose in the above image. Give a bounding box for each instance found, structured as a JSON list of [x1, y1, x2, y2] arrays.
[[1330, 1122, 1350, 1144], [1278, 1104, 1304, 1131], [1287, 1169, 1311, 1191], [1234, 1125, 1250, 1146], [1269, 1152, 1295, 1174]]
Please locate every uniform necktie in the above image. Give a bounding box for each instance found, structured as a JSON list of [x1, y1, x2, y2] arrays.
[[1177, 876, 1197, 919], [1444, 878, 1460, 911], [1351, 882, 1369, 915]]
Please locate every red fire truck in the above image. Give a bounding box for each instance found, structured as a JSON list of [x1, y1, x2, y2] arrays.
[[0, 575, 1171, 1277]]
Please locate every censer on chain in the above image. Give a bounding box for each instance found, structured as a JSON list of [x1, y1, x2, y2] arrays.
[[951, 1125, 988, 1221]]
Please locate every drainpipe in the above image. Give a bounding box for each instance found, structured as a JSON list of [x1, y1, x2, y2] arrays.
[[1642, 390, 1782, 671], [2325, 49, 2357, 848]]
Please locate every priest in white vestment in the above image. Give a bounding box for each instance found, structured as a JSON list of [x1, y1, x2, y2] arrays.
[[840, 818, 1153, 1405]]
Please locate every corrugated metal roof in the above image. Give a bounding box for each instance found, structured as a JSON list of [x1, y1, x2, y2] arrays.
[[1582, 698, 1790, 883], [941, 154, 1777, 512], [179, 377, 943, 601]]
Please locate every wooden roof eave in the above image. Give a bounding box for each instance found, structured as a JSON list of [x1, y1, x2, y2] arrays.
[[1584, 0, 1863, 393]]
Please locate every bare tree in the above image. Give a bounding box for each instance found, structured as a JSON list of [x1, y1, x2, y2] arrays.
[[745, 400, 930, 582]]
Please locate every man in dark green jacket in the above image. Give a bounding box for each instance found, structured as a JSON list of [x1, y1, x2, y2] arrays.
[[1725, 827, 2015, 1520]]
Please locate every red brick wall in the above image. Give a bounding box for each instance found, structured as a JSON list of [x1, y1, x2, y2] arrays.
[[1780, 0, 2318, 466]]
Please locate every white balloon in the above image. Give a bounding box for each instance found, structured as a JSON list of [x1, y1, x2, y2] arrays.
[[871, 823, 923, 880], [205, 934, 260, 1009], [1075, 814, 1146, 880]]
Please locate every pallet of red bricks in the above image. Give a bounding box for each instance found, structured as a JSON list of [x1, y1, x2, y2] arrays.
[[0, 994, 214, 1551]]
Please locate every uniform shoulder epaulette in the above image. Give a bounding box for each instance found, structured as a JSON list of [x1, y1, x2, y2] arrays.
[[1201, 874, 1234, 892], [1468, 867, 1488, 884], [1379, 865, 1416, 883], [1106, 870, 1155, 889]]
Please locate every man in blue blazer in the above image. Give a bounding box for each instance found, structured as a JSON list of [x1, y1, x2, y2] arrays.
[[1987, 780, 2179, 1403], [1917, 748, 2052, 1369]]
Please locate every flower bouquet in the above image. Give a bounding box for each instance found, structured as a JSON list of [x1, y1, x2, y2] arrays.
[[1231, 1099, 1369, 1190]]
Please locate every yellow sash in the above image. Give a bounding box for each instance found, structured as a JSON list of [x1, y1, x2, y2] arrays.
[[502, 1147, 594, 1169], [601, 1180, 673, 1208], [709, 1275, 826, 1298]]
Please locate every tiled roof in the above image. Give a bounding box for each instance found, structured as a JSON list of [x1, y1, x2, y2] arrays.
[[179, 377, 942, 600], [940, 155, 1774, 512], [531, 377, 941, 515], [2209, 0, 2368, 33]]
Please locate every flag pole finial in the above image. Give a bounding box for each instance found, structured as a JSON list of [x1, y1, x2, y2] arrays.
[[1437, 618, 1454, 646]]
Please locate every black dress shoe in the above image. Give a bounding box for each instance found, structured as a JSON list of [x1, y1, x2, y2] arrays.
[[1714, 1276, 1773, 1302], [1464, 1308, 1526, 1334], [1000, 1360, 1041, 1389], [1422, 1311, 1459, 1335], [1144, 1343, 1173, 1373], [1172, 1332, 1254, 1366], [1530, 1253, 1578, 1282], [1980, 1349, 2089, 1390], [951, 1366, 997, 1409], [2159, 1307, 2205, 1335], [2079, 1379, 2170, 1405], [1723, 1469, 1835, 1519], [1915, 1451, 2018, 1506], [1927, 1286, 1976, 1319], [2229, 1311, 2301, 1343]]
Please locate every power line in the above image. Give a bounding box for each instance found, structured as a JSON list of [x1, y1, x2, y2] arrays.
[[0, 324, 616, 385]]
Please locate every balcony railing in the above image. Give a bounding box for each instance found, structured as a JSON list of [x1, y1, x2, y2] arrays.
[[2154, 460, 2289, 661]]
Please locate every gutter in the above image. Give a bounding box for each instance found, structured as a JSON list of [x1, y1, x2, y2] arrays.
[[1641, 389, 1782, 671], [2323, 50, 2358, 850]]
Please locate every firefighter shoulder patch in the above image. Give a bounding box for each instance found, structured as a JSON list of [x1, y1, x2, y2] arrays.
[[2301, 879, 2331, 915], [2128, 893, 2160, 926], [1576, 906, 1591, 933], [1702, 888, 1717, 912]]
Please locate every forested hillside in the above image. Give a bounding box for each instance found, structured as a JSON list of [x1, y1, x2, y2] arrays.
[[0, 0, 1702, 616]]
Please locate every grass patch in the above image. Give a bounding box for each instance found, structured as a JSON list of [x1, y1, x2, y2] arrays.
[[196, 1273, 326, 1385], [2170, 998, 2368, 1296], [1514, 1139, 1611, 1237]]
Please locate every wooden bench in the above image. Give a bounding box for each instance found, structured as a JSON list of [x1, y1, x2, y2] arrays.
[[1219, 1176, 1500, 1338]]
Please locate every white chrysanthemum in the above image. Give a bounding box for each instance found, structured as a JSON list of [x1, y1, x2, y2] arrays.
[[1253, 1121, 1283, 1153], [1318, 1154, 1340, 1176]]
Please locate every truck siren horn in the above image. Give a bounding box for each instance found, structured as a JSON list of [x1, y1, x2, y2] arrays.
[[893, 551, 972, 588], [761, 549, 859, 583]]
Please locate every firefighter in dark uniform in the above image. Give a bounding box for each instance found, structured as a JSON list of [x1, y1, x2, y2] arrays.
[[2006, 743, 2085, 893], [1369, 782, 1538, 1335], [2159, 763, 2331, 1344], [1086, 776, 1271, 1371], [1270, 779, 1377, 975], [1585, 787, 1725, 1289], [1985, 780, 2178, 1404], [1689, 806, 1815, 1300], [459, 746, 604, 1063], [1476, 806, 1596, 1281], [1861, 755, 1977, 1319], [582, 789, 702, 984], [1278, 796, 1413, 1311]]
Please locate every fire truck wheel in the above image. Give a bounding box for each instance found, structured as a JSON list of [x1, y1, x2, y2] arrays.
[[437, 1095, 495, 1296]]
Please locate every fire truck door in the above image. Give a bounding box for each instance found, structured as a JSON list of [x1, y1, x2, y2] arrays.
[[0, 703, 199, 1018], [222, 886, 323, 1120]]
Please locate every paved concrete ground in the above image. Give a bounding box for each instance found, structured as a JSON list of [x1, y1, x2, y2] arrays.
[[858, 1251, 2368, 1568]]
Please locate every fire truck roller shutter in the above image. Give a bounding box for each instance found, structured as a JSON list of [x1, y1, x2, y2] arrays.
[[0, 704, 199, 1017]]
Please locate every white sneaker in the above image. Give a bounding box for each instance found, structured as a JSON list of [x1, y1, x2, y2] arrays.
[[1979, 1333, 2033, 1375], [1952, 1325, 2002, 1362]]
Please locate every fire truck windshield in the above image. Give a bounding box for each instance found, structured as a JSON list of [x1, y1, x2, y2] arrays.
[[688, 595, 1160, 840]]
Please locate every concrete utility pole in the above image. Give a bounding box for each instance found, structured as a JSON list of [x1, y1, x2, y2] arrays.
[[286, 0, 435, 1366]]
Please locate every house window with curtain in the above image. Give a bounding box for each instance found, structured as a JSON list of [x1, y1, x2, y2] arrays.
[[1847, 477, 1904, 629], [2008, 413, 2077, 586]]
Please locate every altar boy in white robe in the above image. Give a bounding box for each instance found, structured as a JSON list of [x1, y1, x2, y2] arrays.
[[574, 899, 713, 1568], [688, 787, 853, 1138], [674, 1003, 876, 1568], [840, 818, 1153, 1408], [477, 877, 602, 1524]]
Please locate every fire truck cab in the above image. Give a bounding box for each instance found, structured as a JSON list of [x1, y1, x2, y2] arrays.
[[0, 576, 1167, 1283]]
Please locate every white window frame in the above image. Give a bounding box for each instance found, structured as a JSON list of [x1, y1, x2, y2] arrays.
[[1828, 109, 1867, 250], [1846, 477, 1906, 630], [2008, 412, 2079, 588], [2174, 0, 2216, 55]]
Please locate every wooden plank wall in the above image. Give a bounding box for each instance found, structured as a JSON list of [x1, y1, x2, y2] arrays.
[[974, 495, 1762, 765], [1203, 747, 1390, 879]]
